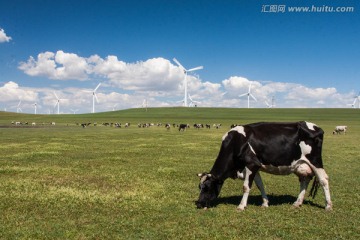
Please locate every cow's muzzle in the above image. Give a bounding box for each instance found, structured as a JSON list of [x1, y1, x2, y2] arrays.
[[195, 200, 208, 209]]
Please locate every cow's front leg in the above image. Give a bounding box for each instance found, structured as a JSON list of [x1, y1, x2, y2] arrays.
[[237, 167, 255, 211], [293, 176, 311, 208], [254, 172, 269, 207]]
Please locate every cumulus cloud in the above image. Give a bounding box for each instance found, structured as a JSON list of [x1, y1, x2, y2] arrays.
[[0, 81, 38, 102], [220, 76, 351, 108], [0, 28, 12, 43], [19, 51, 89, 80], [96, 57, 183, 91]]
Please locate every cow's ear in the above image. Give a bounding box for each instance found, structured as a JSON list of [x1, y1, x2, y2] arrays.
[[197, 173, 204, 177]]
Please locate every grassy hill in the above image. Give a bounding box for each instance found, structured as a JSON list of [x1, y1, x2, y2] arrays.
[[2, 107, 359, 126]]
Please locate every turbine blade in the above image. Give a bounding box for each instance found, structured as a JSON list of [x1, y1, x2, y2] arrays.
[[239, 93, 248, 97], [248, 82, 252, 92], [94, 83, 101, 92], [94, 93, 99, 103], [187, 66, 203, 72], [53, 91, 59, 100], [173, 58, 184, 69], [250, 93, 257, 101]]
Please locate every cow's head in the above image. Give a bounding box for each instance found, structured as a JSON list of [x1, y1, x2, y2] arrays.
[[195, 173, 224, 209]]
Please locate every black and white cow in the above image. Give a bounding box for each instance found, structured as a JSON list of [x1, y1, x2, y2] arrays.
[[179, 124, 189, 131], [196, 121, 332, 211]]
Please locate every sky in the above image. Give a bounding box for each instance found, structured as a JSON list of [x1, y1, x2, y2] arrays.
[[0, 0, 359, 114]]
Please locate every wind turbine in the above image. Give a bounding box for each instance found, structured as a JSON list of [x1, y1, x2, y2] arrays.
[[16, 100, 22, 113], [33, 103, 37, 114], [70, 109, 78, 114], [88, 83, 101, 113], [239, 82, 257, 108], [142, 99, 148, 111], [53, 92, 61, 114], [112, 104, 118, 111], [188, 94, 200, 107], [350, 92, 360, 108], [173, 58, 203, 107], [265, 96, 275, 108]]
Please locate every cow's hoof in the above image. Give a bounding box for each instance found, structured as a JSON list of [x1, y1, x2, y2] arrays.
[[236, 206, 246, 211], [293, 202, 302, 208], [325, 205, 333, 211]]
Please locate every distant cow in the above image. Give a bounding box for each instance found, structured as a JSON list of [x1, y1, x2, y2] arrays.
[[213, 123, 222, 129], [196, 121, 332, 211], [81, 123, 91, 128], [333, 126, 347, 135], [179, 124, 189, 131]]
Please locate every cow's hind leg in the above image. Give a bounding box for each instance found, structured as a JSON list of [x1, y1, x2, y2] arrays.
[[293, 176, 311, 208], [315, 168, 332, 210], [254, 172, 269, 207]]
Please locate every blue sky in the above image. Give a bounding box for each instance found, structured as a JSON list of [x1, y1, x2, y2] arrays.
[[0, 0, 359, 113]]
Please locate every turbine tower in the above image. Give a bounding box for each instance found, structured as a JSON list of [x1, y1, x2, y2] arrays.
[[91, 83, 101, 113], [239, 82, 257, 108], [173, 58, 203, 107]]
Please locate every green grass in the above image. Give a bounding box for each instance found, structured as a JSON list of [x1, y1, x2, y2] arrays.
[[0, 108, 359, 239]]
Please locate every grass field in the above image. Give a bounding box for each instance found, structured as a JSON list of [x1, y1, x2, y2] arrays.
[[0, 108, 359, 239]]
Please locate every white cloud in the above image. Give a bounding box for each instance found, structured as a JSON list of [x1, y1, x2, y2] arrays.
[[0, 28, 12, 43], [13, 50, 358, 112], [100, 57, 183, 91], [0, 81, 37, 102], [19, 51, 89, 80]]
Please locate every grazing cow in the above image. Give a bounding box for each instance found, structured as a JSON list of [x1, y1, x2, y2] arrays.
[[165, 123, 171, 130], [81, 123, 91, 128], [213, 123, 222, 129], [333, 126, 347, 135], [196, 121, 332, 211], [179, 124, 189, 131]]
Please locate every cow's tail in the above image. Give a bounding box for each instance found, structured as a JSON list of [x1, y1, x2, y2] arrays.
[[309, 178, 320, 199]]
